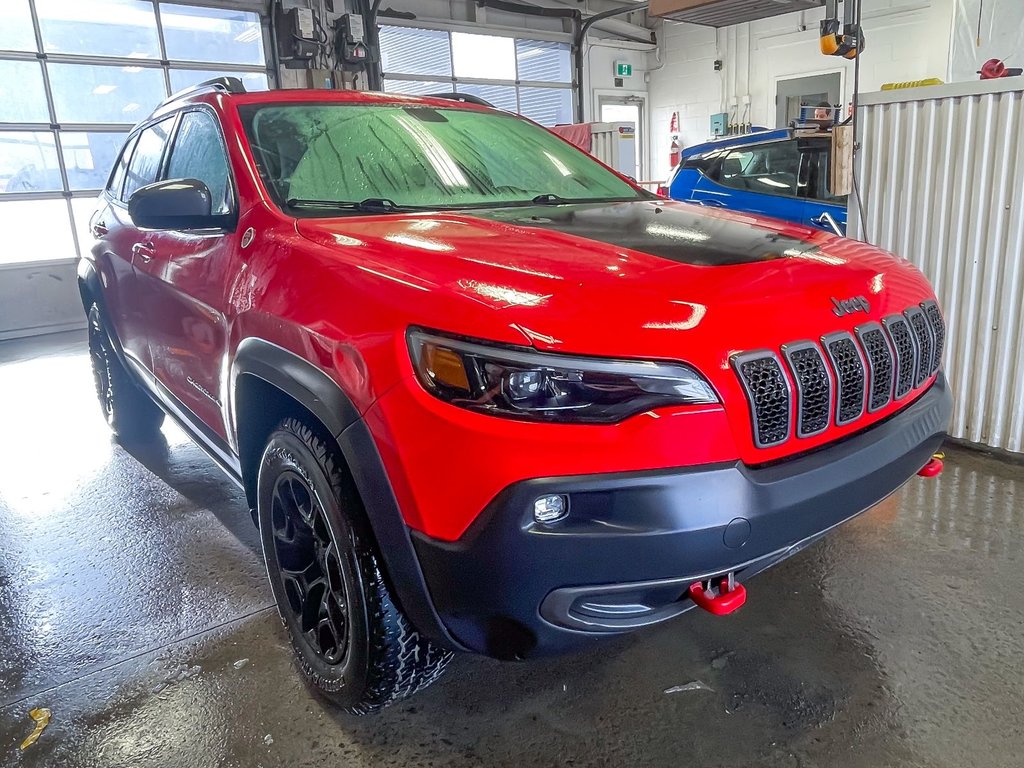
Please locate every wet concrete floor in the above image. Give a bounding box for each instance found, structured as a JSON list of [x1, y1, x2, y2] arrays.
[[1, 331, 1022, 767]]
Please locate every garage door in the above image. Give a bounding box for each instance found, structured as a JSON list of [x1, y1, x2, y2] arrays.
[[0, 0, 269, 339]]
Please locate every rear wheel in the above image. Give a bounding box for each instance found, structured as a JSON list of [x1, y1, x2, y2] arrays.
[[257, 417, 452, 714], [87, 303, 164, 440]]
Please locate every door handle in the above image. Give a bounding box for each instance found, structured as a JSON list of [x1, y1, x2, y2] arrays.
[[695, 199, 726, 207], [91, 220, 108, 237], [132, 241, 156, 263], [811, 211, 843, 236]]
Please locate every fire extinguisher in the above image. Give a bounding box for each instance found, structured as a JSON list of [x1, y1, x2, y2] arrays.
[[669, 111, 681, 168]]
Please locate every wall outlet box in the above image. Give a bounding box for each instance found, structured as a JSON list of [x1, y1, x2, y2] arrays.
[[741, 94, 751, 105], [710, 112, 727, 136]]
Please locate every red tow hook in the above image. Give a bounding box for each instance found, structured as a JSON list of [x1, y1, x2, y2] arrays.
[[917, 452, 945, 478], [688, 572, 746, 616]]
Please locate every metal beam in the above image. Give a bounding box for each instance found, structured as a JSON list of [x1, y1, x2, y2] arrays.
[[533, 0, 655, 43]]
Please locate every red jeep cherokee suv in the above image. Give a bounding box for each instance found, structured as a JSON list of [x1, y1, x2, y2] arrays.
[[79, 78, 952, 713]]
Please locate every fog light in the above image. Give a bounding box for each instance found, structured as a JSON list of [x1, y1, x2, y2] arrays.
[[533, 494, 568, 524]]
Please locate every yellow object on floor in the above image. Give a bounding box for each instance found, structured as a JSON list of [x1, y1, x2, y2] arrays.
[[20, 708, 51, 750]]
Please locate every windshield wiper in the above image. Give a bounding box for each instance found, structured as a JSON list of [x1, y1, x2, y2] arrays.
[[530, 193, 570, 205], [285, 197, 415, 214], [528, 193, 647, 206]]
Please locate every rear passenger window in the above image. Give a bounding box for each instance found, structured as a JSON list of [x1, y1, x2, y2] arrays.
[[107, 133, 139, 201], [718, 141, 800, 197], [683, 149, 723, 177], [166, 110, 232, 215], [122, 117, 174, 202]]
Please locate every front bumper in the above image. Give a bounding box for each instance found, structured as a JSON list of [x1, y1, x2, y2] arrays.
[[413, 374, 952, 659]]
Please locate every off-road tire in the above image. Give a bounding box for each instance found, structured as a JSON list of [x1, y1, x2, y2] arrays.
[[257, 417, 452, 714], [87, 302, 164, 440]]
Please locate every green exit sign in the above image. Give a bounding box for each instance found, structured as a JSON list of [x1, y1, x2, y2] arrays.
[[615, 61, 632, 78]]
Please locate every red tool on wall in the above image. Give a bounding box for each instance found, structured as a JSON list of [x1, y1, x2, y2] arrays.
[[978, 59, 1023, 79]]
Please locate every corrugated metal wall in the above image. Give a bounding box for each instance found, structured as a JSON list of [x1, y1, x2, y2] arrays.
[[850, 80, 1024, 453]]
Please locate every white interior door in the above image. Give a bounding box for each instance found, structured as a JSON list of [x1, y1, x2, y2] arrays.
[[599, 97, 644, 181]]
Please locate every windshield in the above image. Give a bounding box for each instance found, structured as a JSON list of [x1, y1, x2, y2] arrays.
[[238, 103, 645, 213]]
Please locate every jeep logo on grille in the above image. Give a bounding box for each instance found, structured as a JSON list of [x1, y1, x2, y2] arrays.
[[831, 295, 870, 317]]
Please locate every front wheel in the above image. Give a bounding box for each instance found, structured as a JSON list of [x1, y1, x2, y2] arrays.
[[257, 417, 452, 714]]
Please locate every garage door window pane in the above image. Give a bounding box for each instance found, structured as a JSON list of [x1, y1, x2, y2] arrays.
[[48, 63, 165, 123], [0, 0, 36, 52], [456, 84, 517, 113], [0, 200, 75, 265], [36, 0, 159, 58], [380, 27, 451, 77], [452, 33, 515, 80], [0, 61, 49, 123], [62, 132, 128, 191], [519, 87, 572, 127], [383, 79, 451, 96], [0, 132, 60, 194], [161, 5, 265, 65], [169, 69, 268, 94], [516, 40, 571, 83]]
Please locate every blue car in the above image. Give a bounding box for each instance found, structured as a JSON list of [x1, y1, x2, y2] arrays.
[[667, 128, 847, 234]]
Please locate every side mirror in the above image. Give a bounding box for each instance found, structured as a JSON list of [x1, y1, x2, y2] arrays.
[[128, 178, 227, 230]]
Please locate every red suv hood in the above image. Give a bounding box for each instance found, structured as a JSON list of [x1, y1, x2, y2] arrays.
[[295, 199, 933, 358], [297, 199, 937, 464]]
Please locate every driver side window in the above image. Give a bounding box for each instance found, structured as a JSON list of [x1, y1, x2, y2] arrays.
[[166, 110, 232, 215]]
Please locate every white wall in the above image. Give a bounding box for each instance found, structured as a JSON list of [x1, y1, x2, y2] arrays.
[[648, 0, 955, 179], [584, 41, 651, 114], [0, 262, 84, 341]]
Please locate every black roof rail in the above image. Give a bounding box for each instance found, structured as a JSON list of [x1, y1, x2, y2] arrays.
[[162, 76, 247, 106], [424, 92, 495, 108]]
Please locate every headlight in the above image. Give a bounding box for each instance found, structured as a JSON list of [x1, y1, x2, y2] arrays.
[[408, 329, 718, 424]]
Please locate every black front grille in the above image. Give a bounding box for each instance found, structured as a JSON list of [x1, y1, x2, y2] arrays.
[[822, 332, 866, 425], [733, 302, 945, 449], [905, 307, 933, 388], [883, 315, 917, 399], [922, 300, 945, 374], [732, 352, 791, 447], [782, 342, 831, 437], [855, 323, 894, 412]]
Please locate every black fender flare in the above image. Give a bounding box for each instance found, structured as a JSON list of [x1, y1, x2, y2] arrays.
[[231, 338, 463, 651], [77, 258, 133, 369], [232, 337, 360, 441]]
